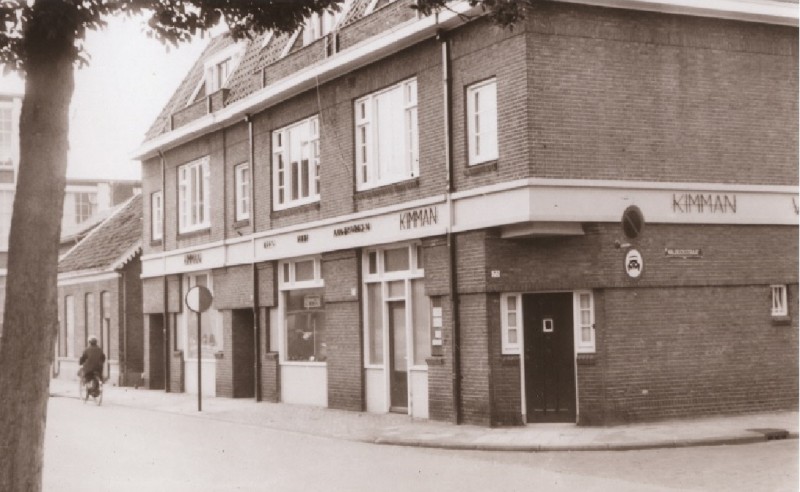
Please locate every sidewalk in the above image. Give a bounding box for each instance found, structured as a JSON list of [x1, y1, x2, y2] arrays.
[[49, 378, 798, 452]]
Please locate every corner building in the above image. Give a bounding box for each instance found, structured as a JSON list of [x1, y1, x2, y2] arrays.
[[136, 0, 799, 425]]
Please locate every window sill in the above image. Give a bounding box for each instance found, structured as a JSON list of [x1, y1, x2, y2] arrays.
[[272, 201, 320, 219], [771, 315, 792, 326], [501, 355, 519, 366], [280, 360, 327, 367], [177, 227, 211, 240], [356, 177, 420, 199], [576, 353, 597, 365], [150, 239, 163, 248], [263, 352, 279, 361], [425, 357, 445, 367], [233, 219, 250, 229], [464, 160, 498, 177]]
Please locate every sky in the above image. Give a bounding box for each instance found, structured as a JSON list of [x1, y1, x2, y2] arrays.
[[0, 14, 211, 181]]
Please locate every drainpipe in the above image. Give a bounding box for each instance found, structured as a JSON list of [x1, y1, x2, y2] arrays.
[[121, 269, 127, 387], [158, 149, 170, 392], [246, 114, 261, 402], [438, 29, 461, 425]]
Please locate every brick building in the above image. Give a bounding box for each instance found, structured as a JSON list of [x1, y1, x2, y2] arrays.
[[135, 0, 798, 425], [54, 194, 144, 388]]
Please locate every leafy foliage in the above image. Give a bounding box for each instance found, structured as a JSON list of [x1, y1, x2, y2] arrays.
[[414, 0, 531, 28]]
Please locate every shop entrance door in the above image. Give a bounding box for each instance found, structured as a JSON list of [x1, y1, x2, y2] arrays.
[[388, 300, 408, 412], [523, 293, 576, 423]]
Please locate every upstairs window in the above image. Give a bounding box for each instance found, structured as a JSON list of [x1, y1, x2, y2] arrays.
[[151, 191, 163, 241], [74, 192, 96, 224], [272, 116, 320, 210], [199, 43, 244, 98], [0, 190, 12, 251], [177, 157, 210, 233], [0, 105, 13, 167], [355, 78, 418, 191], [771, 285, 788, 317], [466, 78, 498, 165], [302, 9, 339, 46], [234, 163, 250, 221]]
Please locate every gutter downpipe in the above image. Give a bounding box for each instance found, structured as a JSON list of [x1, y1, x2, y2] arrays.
[[158, 149, 170, 392], [246, 114, 262, 402], [438, 29, 460, 425], [121, 269, 127, 387]]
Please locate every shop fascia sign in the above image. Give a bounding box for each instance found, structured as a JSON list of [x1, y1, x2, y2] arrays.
[[253, 203, 447, 262]]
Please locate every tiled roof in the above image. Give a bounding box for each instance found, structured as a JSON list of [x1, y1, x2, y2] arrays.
[[142, 1, 408, 140], [58, 194, 142, 274]]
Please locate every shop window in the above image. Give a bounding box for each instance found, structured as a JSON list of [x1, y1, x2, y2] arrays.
[[234, 163, 250, 221], [272, 116, 320, 210], [354, 78, 418, 190], [151, 191, 163, 241], [771, 285, 788, 317], [500, 293, 521, 355], [177, 156, 210, 233], [181, 273, 222, 359], [279, 257, 326, 363], [466, 78, 498, 166], [574, 290, 595, 353]]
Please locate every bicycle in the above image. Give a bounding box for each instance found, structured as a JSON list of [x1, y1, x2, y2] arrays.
[[77, 368, 103, 405]]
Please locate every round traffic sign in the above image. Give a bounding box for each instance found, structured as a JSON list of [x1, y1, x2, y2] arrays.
[[185, 285, 213, 313]]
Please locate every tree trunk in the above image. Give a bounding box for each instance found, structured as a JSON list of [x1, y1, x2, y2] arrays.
[[0, 3, 77, 491]]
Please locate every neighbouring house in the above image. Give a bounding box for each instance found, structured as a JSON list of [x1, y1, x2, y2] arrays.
[[134, 0, 798, 426], [54, 193, 144, 387]]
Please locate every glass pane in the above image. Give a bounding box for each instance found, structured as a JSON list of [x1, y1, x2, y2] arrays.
[[582, 326, 591, 343], [506, 295, 516, 311], [507, 312, 516, 328], [285, 288, 326, 362], [390, 301, 407, 372], [580, 293, 591, 309], [416, 245, 424, 269], [282, 263, 290, 284], [294, 260, 314, 282], [581, 310, 590, 325], [384, 247, 409, 272], [367, 283, 383, 364], [387, 280, 405, 299], [368, 251, 377, 275], [412, 280, 430, 365], [508, 328, 517, 344], [188, 309, 218, 359]]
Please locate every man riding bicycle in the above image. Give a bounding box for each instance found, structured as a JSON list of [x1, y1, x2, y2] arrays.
[[79, 335, 106, 396]]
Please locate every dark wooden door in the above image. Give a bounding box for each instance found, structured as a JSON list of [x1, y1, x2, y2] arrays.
[[388, 300, 408, 411], [524, 293, 576, 423]]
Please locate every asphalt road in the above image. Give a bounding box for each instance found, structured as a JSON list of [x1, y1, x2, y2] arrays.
[[43, 396, 798, 492]]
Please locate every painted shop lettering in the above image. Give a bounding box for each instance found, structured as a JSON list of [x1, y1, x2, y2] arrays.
[[263, 239, 276, 249], [672, 194, 737, 214], [792, 197, 799, 215], [334, 222, 371, 237], [399, 207, 438, 230], [184, 253, 202, 265], [297, 234, 308, 243]]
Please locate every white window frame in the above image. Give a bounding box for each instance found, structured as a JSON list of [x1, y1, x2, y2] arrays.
[[272, 116, 321, 211], [278, 256, 325, 366], [355, 78, 419, 191], [234, 163, 250, 221], [0, 103, 14, 167], [177, 156, 211, 234], [466, 78, 498, 166], [573, 290, 596, 354], [771, 285, 788, 317], [151, 191, 163, 241], [0, 188, 13, 251], [500, 293, 522, 355], [203, 43, 244, 96], [302, 9, 340, 46]]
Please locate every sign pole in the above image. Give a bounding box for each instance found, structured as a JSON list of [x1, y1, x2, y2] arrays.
[[197, 311, 202, 412]]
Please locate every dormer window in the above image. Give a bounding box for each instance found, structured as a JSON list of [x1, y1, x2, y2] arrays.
[[208, 57, 232, 94], [190, 42, 245, 105], [302, 9, 339, 46]]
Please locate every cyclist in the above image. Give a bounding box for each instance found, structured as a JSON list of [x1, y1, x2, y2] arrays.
[[79, 335, 106, 396]]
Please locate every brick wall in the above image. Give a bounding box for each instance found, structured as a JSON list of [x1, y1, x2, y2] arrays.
[[213, 264, 253, 310], [169, 350, 184, 392], [322, 250, 363, 411], [142, 276, 164, 314], [57, 277, 119, 361], [122, 257, 144, 378], [527, 2, 798, 185]]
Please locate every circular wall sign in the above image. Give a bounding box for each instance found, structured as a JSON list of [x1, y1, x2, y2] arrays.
[[185, 285, 213, 313], [625, 249, 643, 278]]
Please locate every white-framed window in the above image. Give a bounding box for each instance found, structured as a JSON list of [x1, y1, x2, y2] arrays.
[[574, 290, 595, 353], [151, 191, 163, 241], [74, 192, 97, 224], [278, 257, 326, 363], [466, 78, 498, 165], [272, 116, 320, 210], [202, 43, 244, 96], [302, 9, 339, 46], [771, 285, 788, 317], [234, 163, 250, 221], [500, 293, 522, 355], [177, 156, 210, 233], [355, 78, 419, 191], [362, 243, 428, 368], [0, 189, 13, 250], [0, 104, 13, 166], [178, 273, 223, 360]]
